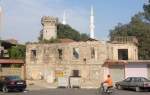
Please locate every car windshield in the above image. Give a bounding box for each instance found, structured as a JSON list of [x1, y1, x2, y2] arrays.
[[124, 77, 131, 82], [7, 76, 21, 80]]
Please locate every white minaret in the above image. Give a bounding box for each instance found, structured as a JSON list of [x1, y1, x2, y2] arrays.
[[0, 6, 2, 16], [62, 11, 66, 25], [90, 6, 95, 39], [0, 6, 3, 35], [0, 6, 2, 28]]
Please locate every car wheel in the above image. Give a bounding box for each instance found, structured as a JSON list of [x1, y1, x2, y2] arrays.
[[135, 87, 141, 92], [2, 86, 8, 93], [118, 85, 122, 90], [19, 89, 24, 92]]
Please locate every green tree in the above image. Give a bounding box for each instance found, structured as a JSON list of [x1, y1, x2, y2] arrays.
[[80, 33, 90, 41], [109, 12, 150, 59], [143, 0, 150, 22], [38, 30, 43, 42], [57, 24, 81, 41], [8, 45, 26, 59], [42, 37, 60, 43], [39, 23, 90, 42]]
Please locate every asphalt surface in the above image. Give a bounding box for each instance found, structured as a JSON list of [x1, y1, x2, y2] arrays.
[[0, 89, 150, 95]]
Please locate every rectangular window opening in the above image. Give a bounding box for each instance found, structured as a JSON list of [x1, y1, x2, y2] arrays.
[[118, 49, 128, 60], [73, 48, 79, 59], [31, 50, 36, 59], [91, 47, 95, 59], [58, 49, 63, 60]]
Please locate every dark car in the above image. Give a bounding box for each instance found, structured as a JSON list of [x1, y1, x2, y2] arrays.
[[115, 77, 150, 92], [0, 75, 26, 92]]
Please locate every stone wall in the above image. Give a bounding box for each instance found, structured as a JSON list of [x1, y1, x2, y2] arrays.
[[26, 41, 107, 88], [107, 43, 138, 60], [26, 40, 138, 88], [0, 67, 24, 79]]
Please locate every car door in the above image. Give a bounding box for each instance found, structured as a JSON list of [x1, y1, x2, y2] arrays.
[[120, 77, 131, 88], [129, 77, 136, 88], [129, 77, 143, 89], [134, 78, 141, 87], [139, 77, 146, 87]]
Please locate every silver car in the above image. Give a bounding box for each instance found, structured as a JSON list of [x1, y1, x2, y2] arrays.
[[115, 77, 150, 92]]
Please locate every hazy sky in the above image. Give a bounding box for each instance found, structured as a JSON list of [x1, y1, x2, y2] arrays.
[[0, 0, 148, 43]]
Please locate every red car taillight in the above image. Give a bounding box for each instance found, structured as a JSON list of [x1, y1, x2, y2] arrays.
[[144, 83, 150, 87]]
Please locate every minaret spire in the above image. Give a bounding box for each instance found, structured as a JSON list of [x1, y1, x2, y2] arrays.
[[0, 6, 3, 37], [90, 5, 95, 39], [62, 11, 66, 25]]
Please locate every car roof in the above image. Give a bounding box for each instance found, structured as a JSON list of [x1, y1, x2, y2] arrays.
[[127, 77, 145, 78]]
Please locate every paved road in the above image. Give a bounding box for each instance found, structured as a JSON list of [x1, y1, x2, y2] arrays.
[[0, 89, 150, 95]]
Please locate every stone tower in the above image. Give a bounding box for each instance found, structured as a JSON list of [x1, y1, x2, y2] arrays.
[[41, 16, 58, 40]]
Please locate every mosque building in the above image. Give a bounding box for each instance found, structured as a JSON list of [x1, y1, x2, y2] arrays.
[[25, 6, 146, 88]]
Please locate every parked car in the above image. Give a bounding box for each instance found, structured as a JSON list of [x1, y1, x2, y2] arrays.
[[0, 75, 26, 92], [115, 77, 150, 92]]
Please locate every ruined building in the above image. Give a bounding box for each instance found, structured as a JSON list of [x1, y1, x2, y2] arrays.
[[26, 16, 138, 88]]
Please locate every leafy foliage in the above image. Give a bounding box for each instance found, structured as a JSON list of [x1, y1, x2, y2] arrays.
[[39, 23, 90, 43], [57, 24, 81, 41], [143, 0, 150, 23], [80, 33, 90, 41], [38, 30, 43, 42], [109, 1, 150, 60], [8, 45, 25, 59], [41, 37, 61, 43]]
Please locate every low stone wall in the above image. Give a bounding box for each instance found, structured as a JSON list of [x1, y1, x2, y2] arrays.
[[0, 68, 24, 79]]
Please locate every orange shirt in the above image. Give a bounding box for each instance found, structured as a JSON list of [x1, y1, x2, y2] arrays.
[[104, 77, 113, 86]]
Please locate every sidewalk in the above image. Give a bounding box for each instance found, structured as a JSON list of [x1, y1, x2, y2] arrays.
[[26, 80, 57, 91]]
